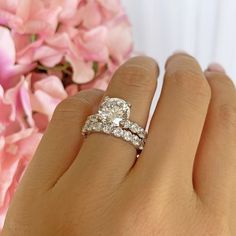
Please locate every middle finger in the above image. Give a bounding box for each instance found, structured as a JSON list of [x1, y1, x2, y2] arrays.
[[135, 53, 212, 190]]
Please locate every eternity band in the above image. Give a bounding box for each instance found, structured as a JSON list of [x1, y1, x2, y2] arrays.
[[82, 119, 145, 151]]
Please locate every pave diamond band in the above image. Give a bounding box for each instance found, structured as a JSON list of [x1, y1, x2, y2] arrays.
[[82, 119, 145, 150], [84, 114, 147, 140], [81, 97, 147, 152]]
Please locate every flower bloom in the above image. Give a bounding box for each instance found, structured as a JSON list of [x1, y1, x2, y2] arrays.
[[0, 0, 133, 230]]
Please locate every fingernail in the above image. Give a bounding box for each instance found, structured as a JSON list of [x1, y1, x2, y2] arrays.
[[165, 50, 190, 69], [207, 63, 225, 73], [172, 50, 189, 55]]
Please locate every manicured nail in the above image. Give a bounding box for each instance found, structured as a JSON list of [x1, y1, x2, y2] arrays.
[[207, 63, 225, 73]]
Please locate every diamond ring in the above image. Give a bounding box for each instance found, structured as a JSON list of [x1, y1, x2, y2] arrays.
[[82, 96, 147, 151]]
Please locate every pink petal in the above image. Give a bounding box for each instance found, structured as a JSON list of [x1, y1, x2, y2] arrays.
[[80, 1, 102, 28], [33, 76, 67, 99], [16, 0, 32, 22], [34, 46, 64, 67], [33, 113, 49, 132], [0, 27, 36, 89], [0, 9, 22, 28], [107, 15, 133, 63], [80, 72, 111, 91], [49, 0, 80, 21], [16, 38, 43, 64], [0, 1, 18, 13], [0, 85, 3, 97], [0, 26, 15, 72], [75, 26, 109, 62], [31, 90, 62, 118], [5, 78, 34, 127], [46, 33, 77, 53], [19, 80, 34, 127], [97, 0, 121, 12], [66, 54, 94, 84], [0, 130, 42, 231], [66, 84, 78, 96], [0, 86, 14, 129], [5, 128, 35, 144]]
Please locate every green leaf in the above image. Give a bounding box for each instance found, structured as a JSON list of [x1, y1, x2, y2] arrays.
[[93, 62, 99, 75]]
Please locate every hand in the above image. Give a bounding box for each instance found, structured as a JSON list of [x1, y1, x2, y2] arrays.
[[2, 54, 236, 236]]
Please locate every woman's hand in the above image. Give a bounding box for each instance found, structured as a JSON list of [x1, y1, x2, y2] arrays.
[[2, 54, 236, 236]]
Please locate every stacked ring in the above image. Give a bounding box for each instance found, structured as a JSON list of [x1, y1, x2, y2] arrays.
[[82, 96, 147, 152]]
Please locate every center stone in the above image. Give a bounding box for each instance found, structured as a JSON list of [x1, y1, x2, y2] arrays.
[[98, 98, 131, 126]]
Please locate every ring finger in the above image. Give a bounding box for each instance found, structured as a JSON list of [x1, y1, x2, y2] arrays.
[[64, 56, 159, 188]]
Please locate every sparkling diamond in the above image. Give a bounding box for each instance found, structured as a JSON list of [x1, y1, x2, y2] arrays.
[[112, 127, 123, 137], [85, 119, 90, 126], [92, 122, 102, 132], [139, 145, 144, 150], [103, 125, 112, 134], [138, 132, 145, 139], [86, 124, 93, 131], [123, 120, 131, 129], [132, 135, 141, 146], [123, 131, 132, 141], [130, 124, 139, 133], [90, 115, 98, 122], [98, 98, 131, 126]]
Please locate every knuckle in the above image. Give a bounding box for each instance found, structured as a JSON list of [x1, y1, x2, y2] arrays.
[[115, 64, 157, 93], [166, 69, 211, 104]]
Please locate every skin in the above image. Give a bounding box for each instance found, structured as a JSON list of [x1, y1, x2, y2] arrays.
[[2, 53, 236, 236]]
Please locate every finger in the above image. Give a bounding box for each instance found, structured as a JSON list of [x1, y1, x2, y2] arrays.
[[193, 67, 236, 213], [19, 89, 104, 192], [64, 57, 159, 189], [134, 53, 211, 190]]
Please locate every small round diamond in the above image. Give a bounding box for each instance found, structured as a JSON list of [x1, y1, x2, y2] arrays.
[[138, 133, 145, 139], [132, 135, 141, 146], [130, 123, 139, 133], [112, 127, 123, 137], [92, 122, 102, 132], [123, 120, 131, 129], [103, 125, 112, 134], [123, 131, 132, 141], [86, 124, 92, 131], [89, 115, 98, 122]]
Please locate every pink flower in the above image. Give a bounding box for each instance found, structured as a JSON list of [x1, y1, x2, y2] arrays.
[[0, 83, 43, 230], [0, 0, 133, 231]]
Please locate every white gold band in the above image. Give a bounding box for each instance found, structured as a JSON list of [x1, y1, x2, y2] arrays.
[[82, 119, 145, 151]]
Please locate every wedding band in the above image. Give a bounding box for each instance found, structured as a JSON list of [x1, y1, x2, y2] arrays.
[[82, 96, 147, 151], [82, 118, 145, 150]]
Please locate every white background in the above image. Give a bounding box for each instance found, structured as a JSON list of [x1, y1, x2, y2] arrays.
[[122, 0, 236, 78], [122, 0, 236, 111]]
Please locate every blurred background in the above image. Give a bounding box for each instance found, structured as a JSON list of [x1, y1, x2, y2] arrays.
[[122, 0, 236, 109]]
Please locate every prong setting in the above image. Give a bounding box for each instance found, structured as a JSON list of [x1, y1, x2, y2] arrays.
[[82, 97, 147, 152]]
